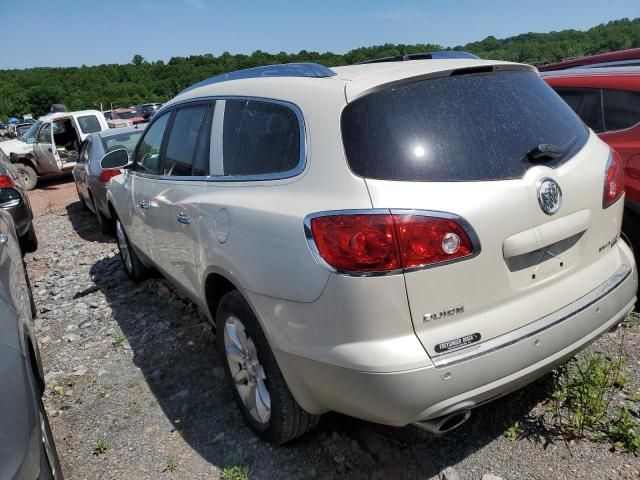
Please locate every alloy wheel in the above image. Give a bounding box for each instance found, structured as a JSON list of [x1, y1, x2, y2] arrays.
[[116, 220, 132, 273], [224, 316, 271, 425]]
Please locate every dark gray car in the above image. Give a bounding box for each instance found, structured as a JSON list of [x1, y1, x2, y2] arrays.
[[0, 209, 62, 478], [72, 126, 143, 234], [0, 148, 37, 253]]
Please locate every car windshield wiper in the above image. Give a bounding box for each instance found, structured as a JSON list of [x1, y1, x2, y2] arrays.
[[524, 136, 578, 162]]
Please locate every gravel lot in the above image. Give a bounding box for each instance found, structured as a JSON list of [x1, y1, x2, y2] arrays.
[[25, 179, 640, 480]]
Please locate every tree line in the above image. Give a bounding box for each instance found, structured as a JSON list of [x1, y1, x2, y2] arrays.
[[1, 18, 639, 120]]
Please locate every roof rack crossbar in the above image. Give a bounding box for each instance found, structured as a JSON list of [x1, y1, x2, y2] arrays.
[[357, 51, 480, 65], [181, 62, 336, 94]]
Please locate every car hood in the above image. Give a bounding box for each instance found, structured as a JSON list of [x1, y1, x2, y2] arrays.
[[0, 139, 33, 156]]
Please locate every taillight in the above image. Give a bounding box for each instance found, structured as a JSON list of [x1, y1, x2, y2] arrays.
[[99, 168, 122, 185], [604, 150, 624, 208], [307, 211, 477, 274], [0, 175, 15, 188]]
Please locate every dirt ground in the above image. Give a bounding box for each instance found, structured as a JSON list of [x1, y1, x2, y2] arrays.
[[24, 179, 640, 480]]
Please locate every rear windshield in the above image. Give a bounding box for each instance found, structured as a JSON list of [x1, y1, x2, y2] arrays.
[[341, 70, 588, 181], [101, 131, 143, 153]]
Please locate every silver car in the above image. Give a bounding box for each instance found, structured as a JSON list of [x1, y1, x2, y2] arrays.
[[104, 56, 637, 444], [0, 209, 62, 478], [72, 126, 144, 234]]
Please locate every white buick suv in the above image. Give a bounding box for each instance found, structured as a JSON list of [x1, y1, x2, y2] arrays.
[[102, 53, 637, 444]]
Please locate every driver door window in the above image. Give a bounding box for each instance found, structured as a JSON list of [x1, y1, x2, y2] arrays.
[[36, 124, 52, 143], [134, 112, 170, 175]]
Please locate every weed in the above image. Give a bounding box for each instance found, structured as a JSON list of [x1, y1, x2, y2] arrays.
[[607, 406, 640, 453], [551, 353, 627, 438], [50, 385, 64, 397], [93, 439, 108, 456], [504, 420, 522, 441], [223, 465, 251, 480], [165, 457, 178, 472], [112, 334, 125, 347]]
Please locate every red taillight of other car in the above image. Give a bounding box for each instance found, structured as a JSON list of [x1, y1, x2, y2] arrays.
[[603, 150, 624, 208], [309, 212, 476, 273], [99, 169, 122, 185], [0, 175, 15, 188]]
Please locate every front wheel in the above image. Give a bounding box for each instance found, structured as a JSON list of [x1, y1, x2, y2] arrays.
[[115, 218, 150, 282], [16, 163, 37, 191], [216, 290, 320, 444]]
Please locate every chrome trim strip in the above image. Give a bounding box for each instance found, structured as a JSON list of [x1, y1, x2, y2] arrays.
[[303, 208, 481, 277], [432, 263, 633, 368]]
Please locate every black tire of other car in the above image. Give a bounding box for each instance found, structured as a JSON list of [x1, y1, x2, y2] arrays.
[[216, 290, 320, 444], [115, 218, 150, 282], [91, 194, 114, 235], [20, 223, 38, 254], [16, 163, 37, 191], [37, 394, 63, 479]]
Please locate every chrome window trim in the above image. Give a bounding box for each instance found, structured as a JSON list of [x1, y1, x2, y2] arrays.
[[303, 209, 482, 277], [155, 95, 307, 183], [432, 263, 633, 368]]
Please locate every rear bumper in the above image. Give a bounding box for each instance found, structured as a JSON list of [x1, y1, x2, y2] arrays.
[[274, 254, 637, 425]]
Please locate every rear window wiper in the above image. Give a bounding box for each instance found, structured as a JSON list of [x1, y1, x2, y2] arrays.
[[524, 136, 578, 162]]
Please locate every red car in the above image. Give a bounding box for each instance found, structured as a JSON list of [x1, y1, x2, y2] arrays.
[[111, 108, 145, 125], [538, 47, 640, 72]]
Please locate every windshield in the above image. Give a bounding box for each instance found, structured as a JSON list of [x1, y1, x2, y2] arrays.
[[21, 120, 42, 142], [341, 70, 588, 181], [114, 111, 138, 120]]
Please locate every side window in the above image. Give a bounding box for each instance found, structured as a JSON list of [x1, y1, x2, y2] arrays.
[[222, 99, 301, 177], [77, 115, 102, 134], [78, 140, 89, 163], [162, 104, 209, 176], [134, 112, 170, 175], [603, 89, 640, 132], [555, 88, 604, 133], [36, 123, 51, 143]]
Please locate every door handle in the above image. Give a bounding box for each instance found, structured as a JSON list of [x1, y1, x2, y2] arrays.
[[177, 213, 191, 225], [138, 200, 150, 210]]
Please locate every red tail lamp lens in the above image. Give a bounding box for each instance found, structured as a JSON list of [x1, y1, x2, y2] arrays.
[[604, 150, 624, 208], [0, 175, 15, 188], [310, 213, 475, 273], [99, 168, 122, 185]]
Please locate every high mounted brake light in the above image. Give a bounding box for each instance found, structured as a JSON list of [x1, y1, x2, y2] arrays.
[[305, 210, 479, 274]]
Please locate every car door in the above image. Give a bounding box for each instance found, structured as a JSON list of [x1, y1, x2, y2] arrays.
[[32, 122, 62, 174], [74, 138, 92, 200], [125, 111, 171, 255], [150, 102, 211, 298]]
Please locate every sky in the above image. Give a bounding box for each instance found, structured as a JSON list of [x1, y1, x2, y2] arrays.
[[1, 0, 638, 69]]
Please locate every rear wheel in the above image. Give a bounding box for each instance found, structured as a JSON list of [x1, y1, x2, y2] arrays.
[[20, 223, 38, 254], [37, 395, 63, 479], [116, 218, 149, 282], [16, 163, 37, 191], [216, 290, 320, 444], [91, 194, 114, 235]]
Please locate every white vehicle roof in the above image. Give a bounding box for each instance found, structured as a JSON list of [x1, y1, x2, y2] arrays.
[[38, 109, 103, 122], [168, 59, 533, 108]]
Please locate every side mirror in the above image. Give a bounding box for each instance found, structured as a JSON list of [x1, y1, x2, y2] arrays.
[[101, 149, 130, 169], [25, 137, 35, 144]]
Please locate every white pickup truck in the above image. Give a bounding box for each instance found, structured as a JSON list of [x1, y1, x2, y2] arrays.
[[0, 110, 109, 190]]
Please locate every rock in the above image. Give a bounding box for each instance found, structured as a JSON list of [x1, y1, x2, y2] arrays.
[[439, 467, 460, 480], [44, 371, 64, 383], [40, 336, 51, 345], [63, 333, 81, 342], [481, 476, 504, 480], [72, 365, 87, 376]]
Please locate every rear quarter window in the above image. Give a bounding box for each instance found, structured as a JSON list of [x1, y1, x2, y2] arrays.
[[77, 115, 102, 134], [603, 89, 640, 131], [342, 70, 588, 181]]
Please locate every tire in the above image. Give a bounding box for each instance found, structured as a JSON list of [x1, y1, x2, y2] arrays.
[[216, 290, 320, 444], [91, 194, 114, 235], [37, 395, 63, 479], [115, 218, 149, 282], [16, 163, 37, 191], [20, 223, 38, 254]]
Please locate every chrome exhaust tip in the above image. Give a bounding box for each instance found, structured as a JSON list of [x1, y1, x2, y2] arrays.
[[413, 410, 471, 434]]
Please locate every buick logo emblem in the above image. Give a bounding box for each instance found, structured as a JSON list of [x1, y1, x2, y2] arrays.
[[537, 178, 562, 215]]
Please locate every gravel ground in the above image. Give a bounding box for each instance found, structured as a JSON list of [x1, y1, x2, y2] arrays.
[[24, 180, 640, 480]]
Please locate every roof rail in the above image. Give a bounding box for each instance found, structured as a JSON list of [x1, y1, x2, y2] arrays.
[[181, 63, 336, 94], [357, 51, 480, 65]]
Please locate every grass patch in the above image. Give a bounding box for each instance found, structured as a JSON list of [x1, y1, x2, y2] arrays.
[[112, 334, 126, 347], [504, 420, 522, 441], [223, 465, 251, 480], [164, 457, 178, 472], [93, 439, 108, 456]]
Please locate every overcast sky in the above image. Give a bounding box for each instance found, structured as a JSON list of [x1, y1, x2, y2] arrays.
[[1, 0, 638, 69]]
